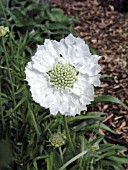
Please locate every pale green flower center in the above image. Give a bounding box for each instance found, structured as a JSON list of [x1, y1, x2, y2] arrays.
[[49, 63, 77, 89]]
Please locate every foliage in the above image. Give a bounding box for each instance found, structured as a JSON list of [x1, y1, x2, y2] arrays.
[[1, 0, 77, 46], [0, 0, 128, 169]]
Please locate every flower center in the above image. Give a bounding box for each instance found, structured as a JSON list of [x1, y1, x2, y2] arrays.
[[49, 63, 77, 89]]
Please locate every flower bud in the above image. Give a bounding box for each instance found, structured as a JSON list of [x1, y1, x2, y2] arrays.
[[0, 26, 9, 37], [49, 133, 66, 147]]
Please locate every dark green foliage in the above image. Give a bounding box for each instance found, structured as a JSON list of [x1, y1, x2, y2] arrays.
[[2, 0, 77, 44]]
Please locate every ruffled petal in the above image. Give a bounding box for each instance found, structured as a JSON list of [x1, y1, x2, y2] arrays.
[[70, 73, 89, 96], [32, 43, 59, 73], [25, 61, 48, 86], [65, 33, 76, 46], [89, 75, 101, 87]]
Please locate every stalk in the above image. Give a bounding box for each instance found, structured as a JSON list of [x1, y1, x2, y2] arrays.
[[0, 0, 8, 27], [63, 115, 75, 155], [2, 37, 16, 107]]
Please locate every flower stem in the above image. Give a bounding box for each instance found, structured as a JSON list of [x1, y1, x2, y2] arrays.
[[2, 37, 16, 108], [0, 77, 5, 129], [0, 0, 8, 27], [59, 147, 63, 163], [0, 0, 15, 63], [63, 115, 75, 155]]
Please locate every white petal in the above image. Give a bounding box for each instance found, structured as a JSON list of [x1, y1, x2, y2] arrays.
[[44, 39, 58, 57], [25, 62, 48, 86], [89, 75, 101, 86], [32, 42, 61, 73], [91, 55, 101, 63], [76, 37, 91, 58], [79, 95, 91, 105], [86, 85, 94, 101], [65, 33, 76, 46], [89, 65, 101, 76], [70, 73, 89, 96], [50, 106, 59, 115], [58, 40, 69, 62]]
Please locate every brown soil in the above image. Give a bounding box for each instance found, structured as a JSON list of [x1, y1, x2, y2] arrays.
[[51, 0, 128, 145]]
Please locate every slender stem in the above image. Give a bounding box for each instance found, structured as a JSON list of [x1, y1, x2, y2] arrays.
[[0, 1, 16, 107], [28, 102, 40, 137], [0, 0, 8, 27], [0, 0, 15, 66], [0, 77, 5, 129], [63, 115, 75, 155], [2, 38, 18, 136], [2, 37, 16, 107], [0, 1, 19, 138], [59, 147, 63, 164]]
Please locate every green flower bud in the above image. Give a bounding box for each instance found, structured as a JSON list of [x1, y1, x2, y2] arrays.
[[0, 26, 9, 37], [49, 133, 66, 147]]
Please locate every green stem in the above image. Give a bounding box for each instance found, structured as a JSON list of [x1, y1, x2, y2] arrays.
[[0, 1, 16, 107], [63, 115, 75, 155], [0, 77, 5, 129], [59, 147, 63, 164], [0, 0, 14, 69], [28, 102, 40, 137], [2, 37, 16, 108], [0, 0, 8, 27]]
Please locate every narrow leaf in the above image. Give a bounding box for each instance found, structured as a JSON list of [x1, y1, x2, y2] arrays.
[[92, 96, 128, 110], [59, 149, 88, 170]]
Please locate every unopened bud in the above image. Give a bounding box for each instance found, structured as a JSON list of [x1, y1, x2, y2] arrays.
[[0, 26, 9, 37], [49, 133, 66, 147]]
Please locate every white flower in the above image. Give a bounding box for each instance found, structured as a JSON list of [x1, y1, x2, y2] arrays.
[[25, 34, 101, 116]]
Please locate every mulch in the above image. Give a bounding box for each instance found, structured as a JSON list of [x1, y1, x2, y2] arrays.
[[51, 0, 128, 145]]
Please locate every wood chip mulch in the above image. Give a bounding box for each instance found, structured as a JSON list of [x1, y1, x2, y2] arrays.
[[51, 0, 128, 145]]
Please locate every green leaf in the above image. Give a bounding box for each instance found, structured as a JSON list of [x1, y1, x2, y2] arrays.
[[99, 123, 115, 134], [46, 8, 77, 23], [100, 144, 126, 152], [54, 151, 62, 169], [28, 103, 41, 137], [33, 160, 38, 170], [89, 46, 100, 55], [73, 122, 115, 134], [102, 160, 125, 170], [46, 152, 54, 170], [108, 155, 128, 164], [59, 149, 88, 170], [12, 94, 27, 112], [96, 151, 116, 161], [92, 96, 128, 110], [68, 112, 107, 124], [15, 84, 26, 95], [9, 8, 34, 27], [86, 112, 107, 116]]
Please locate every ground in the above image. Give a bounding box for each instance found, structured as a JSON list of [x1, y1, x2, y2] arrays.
[[51, 0, 128, 145]]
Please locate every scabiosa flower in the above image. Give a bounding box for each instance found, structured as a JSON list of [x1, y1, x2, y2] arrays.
[[25, 34, 101, 116]]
